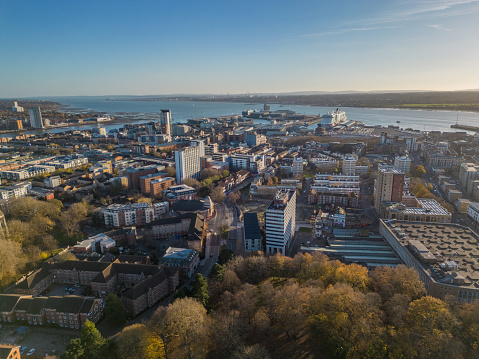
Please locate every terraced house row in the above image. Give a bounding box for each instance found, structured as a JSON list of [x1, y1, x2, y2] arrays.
[[0, 294, 102, 330]]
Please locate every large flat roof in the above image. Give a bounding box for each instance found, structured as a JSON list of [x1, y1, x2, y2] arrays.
[[383, 221, 479, 286]]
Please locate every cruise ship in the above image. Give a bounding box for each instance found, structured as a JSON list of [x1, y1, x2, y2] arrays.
[[320, 109, 347, 127]]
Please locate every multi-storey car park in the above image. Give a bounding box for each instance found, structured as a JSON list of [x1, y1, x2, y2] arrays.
[[380, 220, 479, 303]]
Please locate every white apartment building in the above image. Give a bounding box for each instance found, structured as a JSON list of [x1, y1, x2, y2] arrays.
[[265, 189, 296, 255], [29, 106, 44, 128], [44, 175, 62, 188], [342, 154, 358, 175], [311, 174, 360, 195], [231, 154, 265, 173], [0, 165, 55, 180], [394, 155, 412, 174], [175, 146, 202, 184], [190, 140, 206, 157], [103, 203, 155, 228], [154, 201, 170, 217], [0, 182, 32, 200], [467, 202, 479, 225], [292, 158, 304, 177], [45, 155, 88, 169]]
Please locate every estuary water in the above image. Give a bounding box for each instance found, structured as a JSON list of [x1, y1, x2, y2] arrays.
[[21, 96, 479, 135]]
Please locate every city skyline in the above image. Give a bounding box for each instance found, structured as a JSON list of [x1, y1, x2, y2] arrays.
[[1, 0, 479, 97]]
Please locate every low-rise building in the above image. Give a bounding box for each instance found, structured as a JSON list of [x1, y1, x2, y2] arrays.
[[103, 203, 155, 228], [244, 212, 263, 252], [73, 233, 116, 254], [383, 199, 452, 223], [159, 247, 200, 278]]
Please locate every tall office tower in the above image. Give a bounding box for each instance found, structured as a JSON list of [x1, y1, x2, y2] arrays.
[[265, 189, 296, 255], [175, 146, 201, 184], [342, 154, 358, 175], [160, 109, 171, 135], [29, 106, 44, 129], [374, 165, 405, 216], [292, 158, 303, 177], [190, 139, 205, 157]]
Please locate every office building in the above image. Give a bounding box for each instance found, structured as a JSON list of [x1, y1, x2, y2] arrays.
[[29, 106, 44, 129], [175, 146, 201, 184], [374, 165, 405, 216], [342, 154, 358, 175], [459, 163, 479, 195], [265, 189, 296, 255], [160, 110, 171, 135]]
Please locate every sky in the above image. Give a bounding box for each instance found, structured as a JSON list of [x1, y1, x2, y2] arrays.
[[1, 0, 479, 97]]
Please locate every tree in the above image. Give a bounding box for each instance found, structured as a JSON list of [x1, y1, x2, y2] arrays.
[[105, 294, 127, 326], [221, 170, 230, 178], [411, 165, 426, 177], [0, 239, 23, 285], [192, 274, 209, 308], [218, 247, 234, 265], [158, 297, 211, 359], [210, 264, 225, 282], [42, 235, 58, 256], [200, 168, 219, 180], [136, 197, 152, 204], [228, 191, 240, 204], [62, 320, 115, 359], [54, 251, 78, 262], [165, 166, 176, 178], [116, 324, 166, 359], [60, 202, 88, 239], [210, 186, 226, 203], [182, 178, 201, 189], [370, 265, 426, 301]]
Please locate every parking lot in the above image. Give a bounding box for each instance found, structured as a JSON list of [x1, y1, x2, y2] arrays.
[[0, 325, 78, 357], [41, 283, 89, 297]]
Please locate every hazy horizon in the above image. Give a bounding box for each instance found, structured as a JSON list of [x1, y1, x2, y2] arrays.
[[2, 0, 478, 97]]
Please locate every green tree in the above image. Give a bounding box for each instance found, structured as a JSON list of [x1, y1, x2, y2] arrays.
[[218, 247, 234, 265], [192, 274, 209, 308], [62, 320, 115, 359], [221, 170, 230, 178], [105, 294, 127, 326], [210, 264, 225, 282]]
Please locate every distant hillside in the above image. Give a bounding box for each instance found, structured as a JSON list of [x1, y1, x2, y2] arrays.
[[192, 90, 479, 112]]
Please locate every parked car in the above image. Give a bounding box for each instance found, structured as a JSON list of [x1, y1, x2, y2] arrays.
[[20, 347, 27, 354], [27, 348, 36, 355]]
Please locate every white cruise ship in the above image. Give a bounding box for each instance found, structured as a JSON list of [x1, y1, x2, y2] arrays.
[[320, 109, 347, 127]]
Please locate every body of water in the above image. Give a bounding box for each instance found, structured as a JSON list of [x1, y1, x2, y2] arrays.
[[14, 96, 479, 136]]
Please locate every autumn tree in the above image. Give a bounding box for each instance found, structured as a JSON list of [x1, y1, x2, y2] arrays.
[[210, 186, 226, 203], [60, 202, 88, 239], [370, 265, 426, 301], [154, 297, 211, 359], [42, 235, 58, 256], [182, 178, 201, 189], [0, 239, 24, 285], [403, 296, 464, 358], [200, 168, 220, 180], [228, 191, 240, 204], [165, 166, 176, 178], [115, 324, 165, 359]]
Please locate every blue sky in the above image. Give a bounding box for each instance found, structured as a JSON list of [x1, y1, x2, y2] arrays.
[[1, 0, 478, 97]]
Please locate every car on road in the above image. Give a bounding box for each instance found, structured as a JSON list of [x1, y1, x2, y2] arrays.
[[20, 346, 27, 354], [27, 348, 35, 355]]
